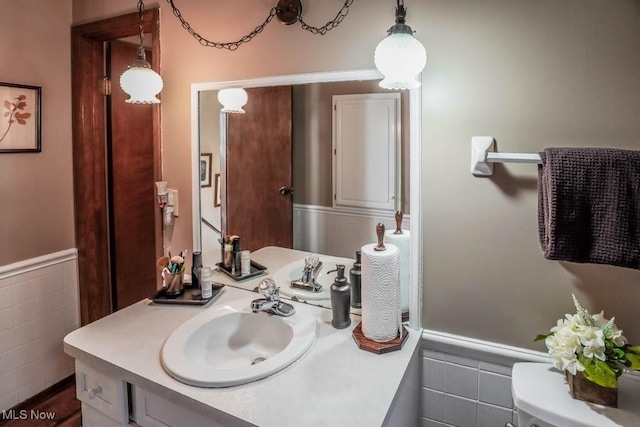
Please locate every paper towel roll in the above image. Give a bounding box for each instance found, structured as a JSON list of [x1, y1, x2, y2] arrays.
[[384, 230, 410, 312], [361, 243, 401, 342]]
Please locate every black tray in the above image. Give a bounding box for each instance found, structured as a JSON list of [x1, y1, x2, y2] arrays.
[[216, 260, 267, 282], [150, 283, 224, 306]]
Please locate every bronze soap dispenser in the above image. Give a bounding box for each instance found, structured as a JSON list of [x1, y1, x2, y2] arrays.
[[329, 264, 351, 329]]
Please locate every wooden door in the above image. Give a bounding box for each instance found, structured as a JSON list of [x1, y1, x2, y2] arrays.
[[224, 86, 293, 251], [108, 41, 158, 310], [72, 9, 161, 324]]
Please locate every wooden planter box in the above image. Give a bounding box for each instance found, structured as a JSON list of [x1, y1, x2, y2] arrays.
[[566, 371, 618, 407]]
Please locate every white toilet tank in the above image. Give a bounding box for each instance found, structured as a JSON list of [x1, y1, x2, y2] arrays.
[[512, 363, 640, 427]]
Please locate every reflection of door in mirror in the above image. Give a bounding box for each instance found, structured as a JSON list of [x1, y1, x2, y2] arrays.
[[291, 81, 410, 258], [333, 93, 401, 211], [225, 86, 293, 252]]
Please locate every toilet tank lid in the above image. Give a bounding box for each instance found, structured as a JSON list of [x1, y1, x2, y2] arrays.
[[512, 363, 640, 427]]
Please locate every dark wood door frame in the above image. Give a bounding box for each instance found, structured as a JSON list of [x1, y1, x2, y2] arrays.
[[71, 9, 162, 325]]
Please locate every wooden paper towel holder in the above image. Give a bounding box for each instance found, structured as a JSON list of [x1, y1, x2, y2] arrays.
[[352, 322, 409, 354]]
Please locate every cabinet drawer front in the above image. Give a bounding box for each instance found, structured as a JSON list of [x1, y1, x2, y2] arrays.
[[76, 361, 129, 424], [133, 386, 227, 427], [82, 403, 132, 427]]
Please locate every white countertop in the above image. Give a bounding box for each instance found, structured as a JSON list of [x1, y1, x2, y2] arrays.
[[64, 279, 420, 426]]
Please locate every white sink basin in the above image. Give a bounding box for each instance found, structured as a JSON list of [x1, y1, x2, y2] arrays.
[[161, 302, 317, 387], [273, 255, 354, 301]]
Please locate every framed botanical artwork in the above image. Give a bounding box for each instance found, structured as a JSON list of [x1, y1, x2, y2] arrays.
[[214, 173, 221, 207], [200, 153, 212, 187], [0, 82, 41, 153]]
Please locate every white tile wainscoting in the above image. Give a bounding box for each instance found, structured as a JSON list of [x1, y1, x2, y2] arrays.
[[0, 249, 79, 411], [421, 330, 550, 427], [293, 204, 410, 258]]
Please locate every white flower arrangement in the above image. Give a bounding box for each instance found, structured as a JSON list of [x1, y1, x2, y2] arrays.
[[535, 294, 640, 388]]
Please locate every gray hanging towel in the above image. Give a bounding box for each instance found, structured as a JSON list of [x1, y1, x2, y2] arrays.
[[538, 147, 640, 269]]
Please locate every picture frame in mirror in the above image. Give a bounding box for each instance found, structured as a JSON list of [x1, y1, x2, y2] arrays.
[[200, 153, 212, 187]]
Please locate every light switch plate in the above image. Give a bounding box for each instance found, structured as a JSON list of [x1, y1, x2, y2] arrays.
[[168, 189, 179, 216]]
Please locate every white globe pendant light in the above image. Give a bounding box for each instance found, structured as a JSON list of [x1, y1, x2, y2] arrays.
[[374, 0, 426, 90], [217, 88, 248, 114], [119, 0, 163, 104], [120, 47, 163, 104]]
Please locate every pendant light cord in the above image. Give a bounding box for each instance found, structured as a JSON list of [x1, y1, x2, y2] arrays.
[[166, 0, 354, 50]]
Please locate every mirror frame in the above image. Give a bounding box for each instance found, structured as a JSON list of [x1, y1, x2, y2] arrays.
[[191, 69, 423, 330]]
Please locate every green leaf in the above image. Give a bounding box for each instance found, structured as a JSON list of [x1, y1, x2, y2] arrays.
[[534, 333, 551, 342], [578, 355, 618, 388], [624, 346, 640, 370], [627, 345, 640, 354]]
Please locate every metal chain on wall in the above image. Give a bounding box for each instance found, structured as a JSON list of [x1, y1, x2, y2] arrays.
[[166, 0, 354, 50], [299, 0, 353, 35]]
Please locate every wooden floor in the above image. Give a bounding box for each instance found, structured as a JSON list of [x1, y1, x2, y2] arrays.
[[0, 378, 81, 427]]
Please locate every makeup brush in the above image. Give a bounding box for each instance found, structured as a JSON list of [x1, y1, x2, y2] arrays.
[[157, 256, 170, 268]]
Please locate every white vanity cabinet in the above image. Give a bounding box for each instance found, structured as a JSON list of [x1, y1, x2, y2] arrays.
[[73, 357, 421, 427], [65, 286, 422, 427]]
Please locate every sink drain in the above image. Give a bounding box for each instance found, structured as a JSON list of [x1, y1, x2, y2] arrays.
[[251, 357, 266, 365]]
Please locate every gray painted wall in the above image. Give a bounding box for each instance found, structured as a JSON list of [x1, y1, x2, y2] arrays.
[[422, 0, 640, 349]]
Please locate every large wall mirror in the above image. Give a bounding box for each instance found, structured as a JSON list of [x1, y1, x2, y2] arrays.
[[191, 70, 422, 330]]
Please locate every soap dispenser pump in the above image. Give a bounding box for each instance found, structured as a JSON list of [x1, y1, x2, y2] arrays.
[[329, 264, 351, 329]]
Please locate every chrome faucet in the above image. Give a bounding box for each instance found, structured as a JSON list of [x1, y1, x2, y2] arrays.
[[251, 278, 295, 317], [290, 254, 323, 293]]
